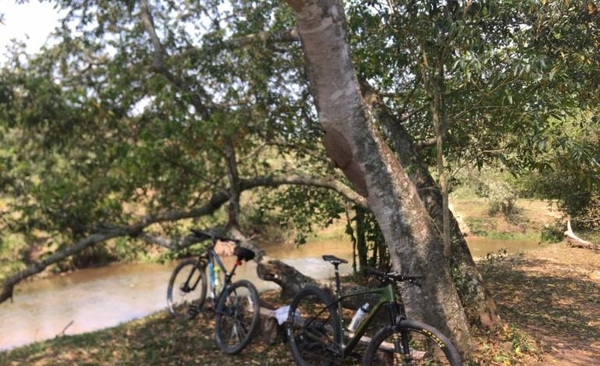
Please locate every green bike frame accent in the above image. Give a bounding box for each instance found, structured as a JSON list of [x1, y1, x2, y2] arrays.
[[335, 284, 398, 356]]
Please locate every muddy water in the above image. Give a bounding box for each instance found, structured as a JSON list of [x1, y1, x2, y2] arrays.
[[0, 240, 354, 351], [0, 237, 541, 351], [466, 237, 543, 259]]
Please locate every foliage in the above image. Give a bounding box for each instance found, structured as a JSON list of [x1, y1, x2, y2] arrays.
[[519, 111, 600, 228], [253, 185, 345, 245], [458, 167, 522, 219], [578, 192, 600, 230], [540, 219, 566, 244], [0, 0, 339, 276], [0, 0, 599, 302], [346, 1, 599, 169], [346, 207, 389, 272]]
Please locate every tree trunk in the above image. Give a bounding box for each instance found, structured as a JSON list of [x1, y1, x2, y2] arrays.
[[361, 80, 501, 328], [355, 206, 368, 271], [285, 0, 473, 354]]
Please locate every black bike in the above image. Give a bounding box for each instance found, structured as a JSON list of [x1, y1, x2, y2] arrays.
[[166, 229, 260, 354], [286, 255, 462, 365]]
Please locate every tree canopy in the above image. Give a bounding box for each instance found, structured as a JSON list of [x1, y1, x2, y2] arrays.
[[1, 0, 599, 334]]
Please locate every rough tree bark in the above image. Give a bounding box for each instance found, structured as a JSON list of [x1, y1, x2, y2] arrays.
[[285, 0, 473, 353], [361, 80, 501, 328]]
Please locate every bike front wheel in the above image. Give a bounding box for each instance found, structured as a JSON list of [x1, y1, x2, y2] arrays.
[[363, 319, 461, 366], [166, 259, 207, 319], [286, 286, 341, 366], [214, 279, 261, 354]]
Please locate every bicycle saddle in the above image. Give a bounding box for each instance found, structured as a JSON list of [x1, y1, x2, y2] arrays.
[[234, 247, 255, 261], [322, 255, 348, 265]]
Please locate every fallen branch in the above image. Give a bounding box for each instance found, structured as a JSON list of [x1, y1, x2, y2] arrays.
[[564, 220, 599, 250], [56, 320, 74, 338]]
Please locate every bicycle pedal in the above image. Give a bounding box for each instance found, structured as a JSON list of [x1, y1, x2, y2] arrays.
[[188, 304, 200, 316]]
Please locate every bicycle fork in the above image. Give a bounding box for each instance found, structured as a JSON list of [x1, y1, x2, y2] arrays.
[[386, 301, 413, 364]]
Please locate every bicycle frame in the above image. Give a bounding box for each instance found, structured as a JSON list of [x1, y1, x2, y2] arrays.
[[298, 284, 400, 360], [205, 248, 239, 303], [169, 229, 260, 355], [207, 250, 226, 285], [335, 284, 399, 355], [287, 257, 458, 366], [323, 260, 402, 358]]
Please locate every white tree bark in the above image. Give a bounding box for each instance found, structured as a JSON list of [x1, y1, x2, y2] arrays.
[[565, 220, 598, 249], [285, 0, 473, 353]]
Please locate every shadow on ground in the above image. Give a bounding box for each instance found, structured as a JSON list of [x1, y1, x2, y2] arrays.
[[480, 253, 600, 364]]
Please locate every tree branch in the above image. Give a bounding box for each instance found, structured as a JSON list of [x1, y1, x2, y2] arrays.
[[139, 0, 213, 119], [230, 28, 300, 47], [139, 0, 165, 69], [0, 174, 362, 305], [564, 220, 598, 249]]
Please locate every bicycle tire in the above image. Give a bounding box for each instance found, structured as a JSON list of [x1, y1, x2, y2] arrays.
[[286, 286, 342, 366], [363, 319, 462, 366], [166, 259, 207, 319], [214, 279, 261, 354]]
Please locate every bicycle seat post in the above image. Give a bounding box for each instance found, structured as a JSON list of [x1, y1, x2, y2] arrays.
[[322, 255, 347, 299], [333, 263, 343, 298]]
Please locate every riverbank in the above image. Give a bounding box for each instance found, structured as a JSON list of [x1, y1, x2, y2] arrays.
[[1, 242, 598, 365], [2, 197, 599, 364]]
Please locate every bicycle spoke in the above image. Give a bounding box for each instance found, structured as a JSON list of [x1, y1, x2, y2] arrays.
[[287, 286, 342, 366], [166, 260, 206, 319], [214, 280, 260, 354], [364, 323, 460, 366], [219, 298, 249, 343]]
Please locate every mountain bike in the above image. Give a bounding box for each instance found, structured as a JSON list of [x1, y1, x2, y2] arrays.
[[286, 255, 462, 365], [166, 229, 260, 354]]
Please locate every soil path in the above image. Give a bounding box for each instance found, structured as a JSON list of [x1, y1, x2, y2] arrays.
[[481, 243, 600, 365]]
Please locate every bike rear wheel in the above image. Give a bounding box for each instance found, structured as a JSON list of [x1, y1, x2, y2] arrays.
[[286, 286, 341, 366], [166, 259, 207, 319], [362, 319, 461, 366], [214, 279, 261, 354]]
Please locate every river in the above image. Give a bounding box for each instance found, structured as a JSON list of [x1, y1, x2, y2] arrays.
[[0, 238, 541, 351]]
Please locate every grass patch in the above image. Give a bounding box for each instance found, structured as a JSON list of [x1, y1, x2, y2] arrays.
[[455, 197, 562, 242]]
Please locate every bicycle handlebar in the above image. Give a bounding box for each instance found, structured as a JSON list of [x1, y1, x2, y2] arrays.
[[365, 268, 422, 284], [190, 229, 241, 245]]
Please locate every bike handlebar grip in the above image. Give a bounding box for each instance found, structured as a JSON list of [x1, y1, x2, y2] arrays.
[[398, 275, 424, 284], [365, 268, 387, 277], [190, 229, 212, 240], [365, 268, 423, 283], [213, 235, 241, 244]]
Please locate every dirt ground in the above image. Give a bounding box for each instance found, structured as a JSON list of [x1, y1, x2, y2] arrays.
[[479, 243, 600, 365], [450, 198, 599, 364]]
